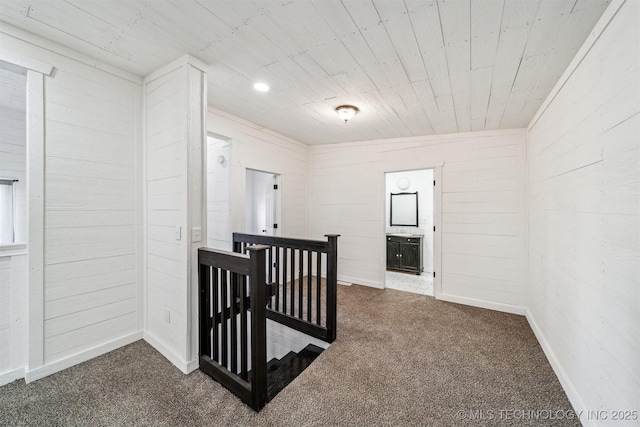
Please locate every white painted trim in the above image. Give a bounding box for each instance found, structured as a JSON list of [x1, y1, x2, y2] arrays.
[[208, 106, 309, 150], [0, 243, 27, 257], [525, 309, 592, 426], [143, 331, 198, 374], [135, 79, 144, 333], [313, 128, 527, 150], [0, 50, 52, 75], [432, 166, 443, 299], [528, 0, 626, 131], [25, 331, 143, 383], [437, 293, 525, 316], [0, 22, 142, 83], [0, 367, 25, 386], [26, 70, 44, 371], [338, 274, 384, 289], [144, 54, 208, 84]]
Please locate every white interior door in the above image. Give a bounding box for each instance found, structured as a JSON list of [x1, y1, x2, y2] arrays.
[[246, 169, 280, 235]]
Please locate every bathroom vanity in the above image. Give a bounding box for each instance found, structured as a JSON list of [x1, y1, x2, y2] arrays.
[[386, 234, 423, 274]]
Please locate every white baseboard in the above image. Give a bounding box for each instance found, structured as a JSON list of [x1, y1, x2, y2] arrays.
[[0, 367, 25, 386], [437, 293, 525, 315], [25, 331, 143, 383], [526, 308, 590, 427], [338, 274, 384, 289], [143, 331, 198, 374]]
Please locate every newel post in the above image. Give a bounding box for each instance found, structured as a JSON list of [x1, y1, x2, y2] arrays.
[[247, 244, 269, 410], [325, 234, 340, 343]]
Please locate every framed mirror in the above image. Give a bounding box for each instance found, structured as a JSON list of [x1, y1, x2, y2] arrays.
[[390, 192, 418, 226]]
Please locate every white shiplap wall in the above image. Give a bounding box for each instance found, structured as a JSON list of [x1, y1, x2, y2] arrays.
[[310, 129, 527, 313], [0, 26, 143, 379], [144, 56, 207, 372], [0, 68, 26, 243], [42, 63, 140, 365], [526, 0, 639, 419], [0, 251, 27, 385], [207, 107, 310, 240]]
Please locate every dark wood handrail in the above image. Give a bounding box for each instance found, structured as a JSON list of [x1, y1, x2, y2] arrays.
[[199, 233, 339, 411], [233, 233, 339, 343], [198, 244, 269, 411]]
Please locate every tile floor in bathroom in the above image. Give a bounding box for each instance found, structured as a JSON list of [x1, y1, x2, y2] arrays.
[[385, 270, 434, 296]]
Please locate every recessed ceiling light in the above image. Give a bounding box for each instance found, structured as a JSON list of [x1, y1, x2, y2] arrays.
[[254, 82, 270, 92]]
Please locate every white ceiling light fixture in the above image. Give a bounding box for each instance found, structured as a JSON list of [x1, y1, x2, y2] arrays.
[[335, 105, 359, 123], [253, 82, 270, 92]]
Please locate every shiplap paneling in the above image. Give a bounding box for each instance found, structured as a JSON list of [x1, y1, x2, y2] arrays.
[[144, 63, 188, 368], [0, 251, 27, 385], [207, 107, 311, 240], [144, 56, 207, 372], [42, 62, 139, 364], [0, 29, 142, 373], [310, 129, 527, 311], [526, 0, 639, 419]]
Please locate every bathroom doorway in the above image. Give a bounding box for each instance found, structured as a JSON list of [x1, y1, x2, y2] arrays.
[[384, 169, 435, 296]]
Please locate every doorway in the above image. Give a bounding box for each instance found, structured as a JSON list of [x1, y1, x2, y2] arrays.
[[384, 169, 435, 296], [206, 134, 232, 250], [245, 169, 281, 236]]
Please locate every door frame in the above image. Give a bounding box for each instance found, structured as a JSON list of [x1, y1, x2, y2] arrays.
[[244, 168, 282, 236], [382, 166, 442, 298]]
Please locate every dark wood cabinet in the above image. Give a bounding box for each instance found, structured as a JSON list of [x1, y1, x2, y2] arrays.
[[386, 235, 423, 274]]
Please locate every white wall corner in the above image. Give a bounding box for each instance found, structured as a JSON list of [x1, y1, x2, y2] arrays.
[[437, 293, 526, 316], [0, 367, 25, 387], [524, 309, 594, 426], [339, 274, 384, 289], [25, 331, 143, 384], [143, 331, 198, 374]]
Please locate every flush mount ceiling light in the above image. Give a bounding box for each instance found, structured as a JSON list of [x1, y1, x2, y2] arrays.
[[253, 82, 270, 92], [335, 105, 359, 123]]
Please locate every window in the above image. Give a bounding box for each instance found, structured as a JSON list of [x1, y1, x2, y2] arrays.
[[0, 179, 17, 244]]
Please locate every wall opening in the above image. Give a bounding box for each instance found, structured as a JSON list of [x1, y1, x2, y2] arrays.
[[205, 134, 232, 251], [384, 169, 435, 296], [0, 65, 27, 246]]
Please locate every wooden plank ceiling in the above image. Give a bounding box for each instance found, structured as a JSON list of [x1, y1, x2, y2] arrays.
[[0, 0, 610, 145]]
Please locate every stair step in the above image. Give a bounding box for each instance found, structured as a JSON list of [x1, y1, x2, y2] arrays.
[[266, 344, 324, 401]]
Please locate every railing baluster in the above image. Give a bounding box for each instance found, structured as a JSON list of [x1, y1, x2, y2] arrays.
[[240, 273, 248, 380], [267, 247, 273, 308], [221, 269, 228, 368], [282, 247, 288, 314], [230, 272, 238, 374], [290, 248, 295, 317], [307, 250, 312, 322], [316, 252, 321, 325], [298, 249, 303, 318], [212, 267, 219, 361], [275, 246, 280, 311]]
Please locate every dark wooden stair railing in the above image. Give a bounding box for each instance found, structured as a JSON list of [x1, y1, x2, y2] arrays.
[[199, 245, 269, 410], [232, 233, 339, 343], [198, 234, 339, 411]]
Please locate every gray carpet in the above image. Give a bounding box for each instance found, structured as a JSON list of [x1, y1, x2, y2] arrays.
[[0, 285, 579, 426]]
